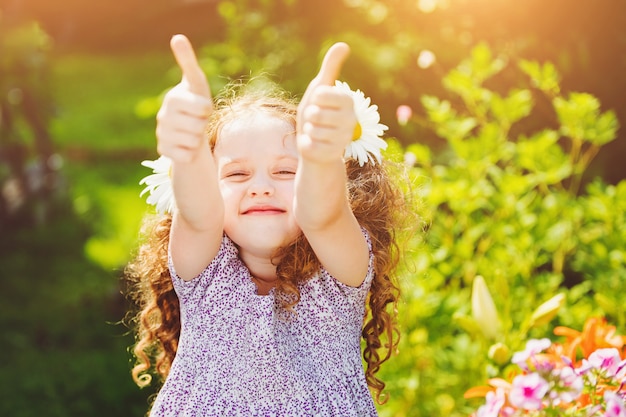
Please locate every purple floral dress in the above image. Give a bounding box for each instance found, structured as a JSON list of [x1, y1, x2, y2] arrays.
[[149, 232, 378, 417]]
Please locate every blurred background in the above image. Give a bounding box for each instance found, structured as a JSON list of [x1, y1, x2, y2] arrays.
[[1, 0, 625, 416]]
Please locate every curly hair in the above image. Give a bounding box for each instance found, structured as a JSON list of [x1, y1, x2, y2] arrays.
[[125, 82, 409, 405]]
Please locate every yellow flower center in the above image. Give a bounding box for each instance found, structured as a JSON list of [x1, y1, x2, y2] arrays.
[[352, 122, 362, 141], [168, 166, 172, 178]]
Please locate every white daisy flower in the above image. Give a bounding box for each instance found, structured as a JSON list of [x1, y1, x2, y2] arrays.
[[334, 80, 388, 167], [139, 155, 175, 214]]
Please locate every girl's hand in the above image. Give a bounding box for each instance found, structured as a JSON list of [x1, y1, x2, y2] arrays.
[[156, 35, 214, 163], [297, 43, 356, 165]]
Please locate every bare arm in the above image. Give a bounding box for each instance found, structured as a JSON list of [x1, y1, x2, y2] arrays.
[[294, 43, 369, 287], [156, 35, 224, 280]]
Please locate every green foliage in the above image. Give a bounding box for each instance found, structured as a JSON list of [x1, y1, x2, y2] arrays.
[[1, 52, 155, 417], [519, 60, 561, 96], [378, 44, 624, 416], [50, 51, 166, 270], [0, 20, 52, 90], [0, 20, 59, 226], [193, 0, 307, 95], [67, 161, 148, 270], [0, 200, 149, 417], [51, 53, 171, 151]]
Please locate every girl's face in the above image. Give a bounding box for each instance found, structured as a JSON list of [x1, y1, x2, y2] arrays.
[[214, 113, 301, 261]]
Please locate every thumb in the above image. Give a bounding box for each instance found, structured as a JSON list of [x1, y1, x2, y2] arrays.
[[297, 42, 350, 132], [314, 42, 351, 86], [170, 34, 212, 99]]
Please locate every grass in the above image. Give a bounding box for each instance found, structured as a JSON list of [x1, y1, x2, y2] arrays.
[[0, 209, 149, 416], [51, 51, 175, 152]]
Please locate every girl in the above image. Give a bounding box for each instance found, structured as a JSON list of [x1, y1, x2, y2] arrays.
[[127, 35, 407, 416]]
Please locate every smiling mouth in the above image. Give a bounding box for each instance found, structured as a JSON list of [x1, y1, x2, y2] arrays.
[[243, 206, 285, 215]]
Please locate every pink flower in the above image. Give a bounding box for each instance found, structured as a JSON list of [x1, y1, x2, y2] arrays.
[[551, 366, 583, 404], [469, 319, 626, 417], [509, 373, 549, 410], [603, 391, 626, 417], [512, 338, 552, 369], [476, 388, 505, 417], [579, 348, 624, 377], [396, 105, 413, 126]]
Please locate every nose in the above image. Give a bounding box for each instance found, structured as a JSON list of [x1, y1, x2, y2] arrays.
[[247, 175, 274, 197]]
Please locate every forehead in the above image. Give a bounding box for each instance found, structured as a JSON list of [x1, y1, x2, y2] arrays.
[[214, 113, 297, 158]]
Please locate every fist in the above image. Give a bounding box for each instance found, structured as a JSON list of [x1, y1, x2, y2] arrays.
[[298, 86, 356, 164], [296, 42, 355, 165], [155, 35, 213, 163]]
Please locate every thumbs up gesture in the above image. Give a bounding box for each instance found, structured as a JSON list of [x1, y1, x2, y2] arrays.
[[156, 35, 214, 163], [297, 43, 357, 165]]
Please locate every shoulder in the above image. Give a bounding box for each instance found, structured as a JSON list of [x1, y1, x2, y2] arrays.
[[169, 235, 242, 299], [304, 228, 374, 308]]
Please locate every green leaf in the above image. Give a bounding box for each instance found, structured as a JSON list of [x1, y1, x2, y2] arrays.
[[544, 220, 573, 252], [439, 117, 478, 143], [519, 60, 561, 95], [516, 130, 572, 184], [443, 68, 475, 97], [594, 293, 617, 316], [442, 43, 505, 113], [529, 293, 565, 328], [593, 110, 620, 145], [490, 89, 533, 125], [453, 314, 484, 339], [421, 95, 454, 124], [466, 42, 507, 83], [554, 92, 619, 145]]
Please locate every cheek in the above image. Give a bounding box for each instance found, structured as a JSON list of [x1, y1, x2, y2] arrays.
[[276, 181, 295, 201], [219, 183, 238, 204], [221, 190, 238, 234], [219, 185, 241, 225]]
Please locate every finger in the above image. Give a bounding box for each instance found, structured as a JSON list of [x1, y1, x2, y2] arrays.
[[315, 42, 350, 86], [303, 123, 351, 146], [156, 128, 203, 150], [304, 105, 345, 128], [169, 116, 209, 137], [302, 43, 350, 98], [156, 131, 204, 153], [160, 147, 196, 164], [169, 131, 204, 150], [302, 123, 334, 143], [309, 86, 353, 109], [170, 34, 212, 99], [162, 88, 213, 118], [298, 42, 350, 133]]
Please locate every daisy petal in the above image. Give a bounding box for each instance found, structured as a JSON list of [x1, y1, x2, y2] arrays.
[[334, 81, 388, 166], [138, 156, 175, 214]]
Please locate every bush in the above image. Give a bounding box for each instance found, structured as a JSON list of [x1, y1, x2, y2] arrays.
[[378, 43, 625, 416]]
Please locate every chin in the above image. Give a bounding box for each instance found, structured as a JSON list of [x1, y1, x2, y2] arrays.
[[230, 231, 297, 253]]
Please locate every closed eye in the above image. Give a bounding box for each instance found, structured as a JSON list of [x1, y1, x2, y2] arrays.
[[274, 170, 296, 178], [224, 171, 249, 180]]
